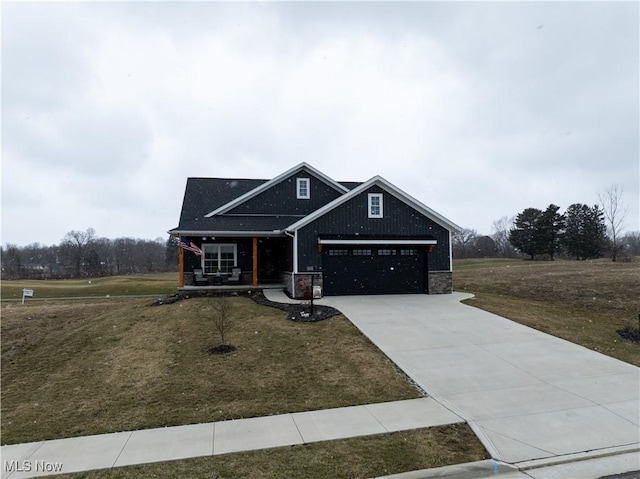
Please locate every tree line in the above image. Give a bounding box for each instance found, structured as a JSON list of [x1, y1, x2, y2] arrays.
[[1, 228, 180, 280], [454, 207, 639, 260], [509, 203, 606, 260], [454, 184, 637, 261]]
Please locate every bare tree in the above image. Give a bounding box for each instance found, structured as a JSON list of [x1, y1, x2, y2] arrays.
[[212, 297, 235, 347], [599, 184, 627, 262], [60, 228, 97, 276], [491, 216, 517, 257], [452, 228, 477, 258]]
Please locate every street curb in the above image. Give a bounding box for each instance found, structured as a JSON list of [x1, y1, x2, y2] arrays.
[[372, 459, 519, 479], [515, 444, 640, 471], [373, 446, 640, 479]]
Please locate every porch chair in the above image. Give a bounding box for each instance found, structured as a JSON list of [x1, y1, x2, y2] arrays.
[[193, 269, 208, 285], [227, 267, 242, 284]]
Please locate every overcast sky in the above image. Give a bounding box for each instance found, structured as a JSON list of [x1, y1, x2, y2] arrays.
[[2, 1, 638, 247]]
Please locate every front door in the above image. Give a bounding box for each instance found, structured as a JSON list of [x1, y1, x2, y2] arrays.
[[258, 238, 289, 283]]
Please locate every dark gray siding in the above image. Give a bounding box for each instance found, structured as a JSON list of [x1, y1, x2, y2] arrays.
[[297, 186, 451, 272], [228, 171, 344, 216]]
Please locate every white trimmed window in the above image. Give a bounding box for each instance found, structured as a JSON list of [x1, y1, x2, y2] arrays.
[[203, 244, 237, 274], [368, 193, 383, 218], [297, 178, 310, 199]]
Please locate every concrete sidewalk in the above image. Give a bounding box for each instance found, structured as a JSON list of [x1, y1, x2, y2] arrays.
[[315, 292, 639, 468], [1, 398, 462, 478]]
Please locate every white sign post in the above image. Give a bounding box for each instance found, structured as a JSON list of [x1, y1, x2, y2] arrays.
[[22, 288, 34, 305]]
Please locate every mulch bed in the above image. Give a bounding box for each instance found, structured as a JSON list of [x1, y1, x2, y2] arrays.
[[617, 326, 640, 343], [285, 304, 341, 322], [151, 290, 341, 323], [208, 344, 237, 355]]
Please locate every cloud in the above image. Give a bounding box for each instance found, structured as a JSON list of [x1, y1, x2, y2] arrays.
[[2, 1, 638, 246]]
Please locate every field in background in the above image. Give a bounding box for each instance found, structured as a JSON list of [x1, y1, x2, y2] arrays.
[[0, 273, 178, 300], [454, 258, 640, 367]]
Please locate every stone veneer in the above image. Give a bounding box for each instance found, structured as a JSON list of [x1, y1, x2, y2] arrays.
[[428, 271, 453, 294], [283, 271, 452, 297]]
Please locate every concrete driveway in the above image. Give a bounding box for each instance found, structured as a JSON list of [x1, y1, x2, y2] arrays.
[[318, 293, 640, 466]]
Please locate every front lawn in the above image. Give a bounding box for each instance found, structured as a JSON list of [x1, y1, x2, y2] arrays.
[[1, 294, 421, 445]]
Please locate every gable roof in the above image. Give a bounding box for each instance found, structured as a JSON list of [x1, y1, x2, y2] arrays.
[[204, 162, 349, 217], [286, 175, 461, 233], [169, 166, 459, 236]]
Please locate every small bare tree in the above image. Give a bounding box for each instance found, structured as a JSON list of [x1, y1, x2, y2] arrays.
[[491, 216, 517, 258], [452, 228, 477, 258], [599, 184, 627, 262], [212, 297, 234, 347]]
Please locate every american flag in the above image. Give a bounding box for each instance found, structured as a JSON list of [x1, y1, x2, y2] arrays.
[[180, 238, 203, 256]]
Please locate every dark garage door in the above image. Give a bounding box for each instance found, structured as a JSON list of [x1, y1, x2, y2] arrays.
[[322, 247, 426, 296]]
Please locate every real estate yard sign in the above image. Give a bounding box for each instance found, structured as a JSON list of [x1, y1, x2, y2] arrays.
[[22, 288, 33, 304]]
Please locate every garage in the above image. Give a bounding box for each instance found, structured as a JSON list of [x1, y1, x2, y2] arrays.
[[322, 245, 428, 296]]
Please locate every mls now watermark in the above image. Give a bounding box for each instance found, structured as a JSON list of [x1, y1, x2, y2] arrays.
[[4, 459, 63, 473]]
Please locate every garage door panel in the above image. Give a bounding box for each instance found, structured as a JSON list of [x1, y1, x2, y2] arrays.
[[323, 248, 425, 295]]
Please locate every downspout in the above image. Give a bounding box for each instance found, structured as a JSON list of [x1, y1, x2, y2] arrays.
[[449, 229, 454, 272], [285, 230, 297, 295]]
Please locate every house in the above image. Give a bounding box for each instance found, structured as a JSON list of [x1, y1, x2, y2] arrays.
[[169, 163, 460, 298]]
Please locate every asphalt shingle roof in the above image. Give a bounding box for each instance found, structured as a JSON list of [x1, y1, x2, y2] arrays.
[[170, 176, 365, 235]]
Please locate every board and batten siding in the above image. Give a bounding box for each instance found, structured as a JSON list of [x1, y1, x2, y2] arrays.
[[227, 171, 343, 216], [296, 185, 451, 272]]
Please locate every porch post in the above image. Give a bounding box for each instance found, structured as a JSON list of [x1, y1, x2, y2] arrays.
[[178, 244, 184, 288], [252, 237, 258, 286]]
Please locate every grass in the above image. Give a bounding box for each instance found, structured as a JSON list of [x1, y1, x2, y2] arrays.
[[1, 283, 488, 477], [50, 424, 487, 479], [0, 273, 178, 300], [1, 295, 421, 445], [454, 258, 640, 367]]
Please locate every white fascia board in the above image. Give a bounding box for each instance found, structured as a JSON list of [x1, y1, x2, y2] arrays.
[[170, 230, 285, 237], [319, 239, 437, 245], [204, 162, 349, 217], [375, 177, 462, 232], [286, 175, 461, 233]]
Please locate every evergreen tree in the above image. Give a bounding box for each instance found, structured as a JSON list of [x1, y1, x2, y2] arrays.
[[564, 204, 607, 259], [509, 208, 542, 259], [537, 204, 565, 260], [509, 205, 564, 259]]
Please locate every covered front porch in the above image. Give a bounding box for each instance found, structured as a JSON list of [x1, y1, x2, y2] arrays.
[[178, 235, 292, 288]]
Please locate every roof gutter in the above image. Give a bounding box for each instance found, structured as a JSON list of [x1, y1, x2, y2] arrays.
[[284, 230, 298, 274], [169, 230, 287, 237]]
